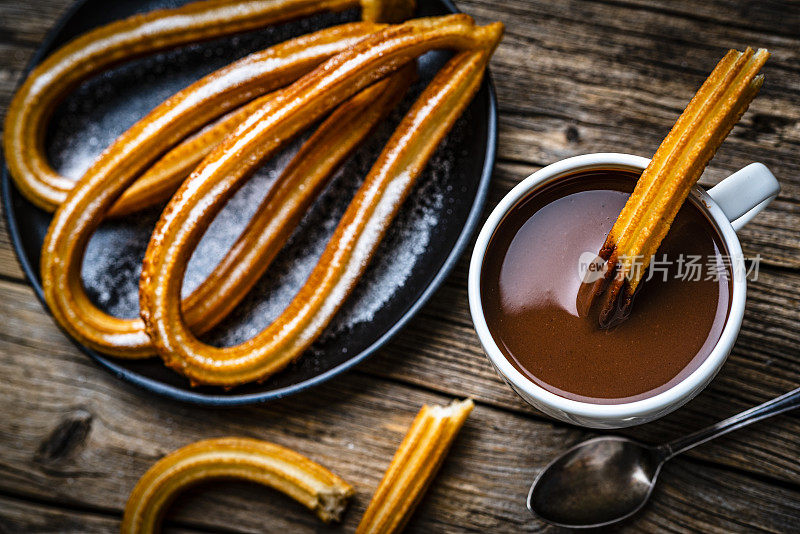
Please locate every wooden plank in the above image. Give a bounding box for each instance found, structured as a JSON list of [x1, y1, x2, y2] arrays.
[[0, 0, 85, 45], [0, 203, 24, 281], [0, 41, 36, 130], [0, 278, 798, 532], [596, 0, 800, 38], [0, 494, 198, 534], [0, 495, 122, 534]]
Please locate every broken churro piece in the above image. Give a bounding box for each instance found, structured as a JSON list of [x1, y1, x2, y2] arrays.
[[357, 399, 474, 534], [121, 437, 353, 533], [579, 47, 769, 328]]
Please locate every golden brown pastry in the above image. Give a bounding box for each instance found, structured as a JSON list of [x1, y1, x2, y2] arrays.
[[121, 437, 353, 532], [4, 0, 374, 212], [578, 48, 769, 328], [106, 91, 278, 217], [357, 399, 474, 534], [138, 16, 503, 385], [181, 68, 414, 332], [40, 35, 404, 358]]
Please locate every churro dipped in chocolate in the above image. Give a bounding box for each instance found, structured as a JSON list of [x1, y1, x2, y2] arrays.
[[578, 48, 769, 328]]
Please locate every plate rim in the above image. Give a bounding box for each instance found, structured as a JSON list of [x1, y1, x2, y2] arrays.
[[1, 0, 497, 406]]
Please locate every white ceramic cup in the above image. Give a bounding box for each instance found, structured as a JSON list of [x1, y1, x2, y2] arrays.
[[468, 153, 780, 428]]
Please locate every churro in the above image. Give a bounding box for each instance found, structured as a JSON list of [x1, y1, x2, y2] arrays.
[[579, 48, 769, 328], [41, 52, 406, 358], [138, 17, 503, 385], [121, 437, 353, 532], [357, 399, 474, 534], [4, 0, 373, 212], [107, 92, 277, 217]]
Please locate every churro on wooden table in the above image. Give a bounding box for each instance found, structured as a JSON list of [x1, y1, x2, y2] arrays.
[[357, 399, 474, 534], [121, 437, 353, 532]]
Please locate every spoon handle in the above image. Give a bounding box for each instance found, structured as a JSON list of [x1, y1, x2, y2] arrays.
[[662, 387, 800, 459]]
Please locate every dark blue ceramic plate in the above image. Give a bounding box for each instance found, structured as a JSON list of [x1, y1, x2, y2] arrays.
[[2, 0, 496, 405]]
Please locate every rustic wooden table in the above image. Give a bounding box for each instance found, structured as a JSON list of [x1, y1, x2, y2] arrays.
[[1, 1, 799, 532]]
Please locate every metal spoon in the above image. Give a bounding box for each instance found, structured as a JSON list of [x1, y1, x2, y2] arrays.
[[527, 387, 800, 529]]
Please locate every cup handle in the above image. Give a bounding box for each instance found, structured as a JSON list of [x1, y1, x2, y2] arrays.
[[706, 163, 780, 232]]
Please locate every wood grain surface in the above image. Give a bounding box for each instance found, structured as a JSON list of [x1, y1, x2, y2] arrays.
[[0, 0, 798, 532]]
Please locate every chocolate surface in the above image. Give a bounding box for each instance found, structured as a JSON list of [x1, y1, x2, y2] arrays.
[[480, 169, 731, 403]]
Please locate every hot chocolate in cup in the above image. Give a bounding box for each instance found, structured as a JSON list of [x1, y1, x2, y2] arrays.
[[468, 153, 779, 429]]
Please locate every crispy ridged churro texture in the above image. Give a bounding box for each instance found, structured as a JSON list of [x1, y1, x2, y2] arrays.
[[182, 67, 414, 331], [4, 0, 367, 212], [357, 399, 474, 534], [121, 438, 354, 533], [579, 47, 769, 329], [107, 91, 278, 217], [138, 16, 504, 385], [113, 53, 418, 218], [40, 33, 403, 359]]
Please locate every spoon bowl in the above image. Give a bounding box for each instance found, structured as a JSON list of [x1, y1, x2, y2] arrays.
[[527, 387, 800, 528], [527, 437, 664, 528]]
